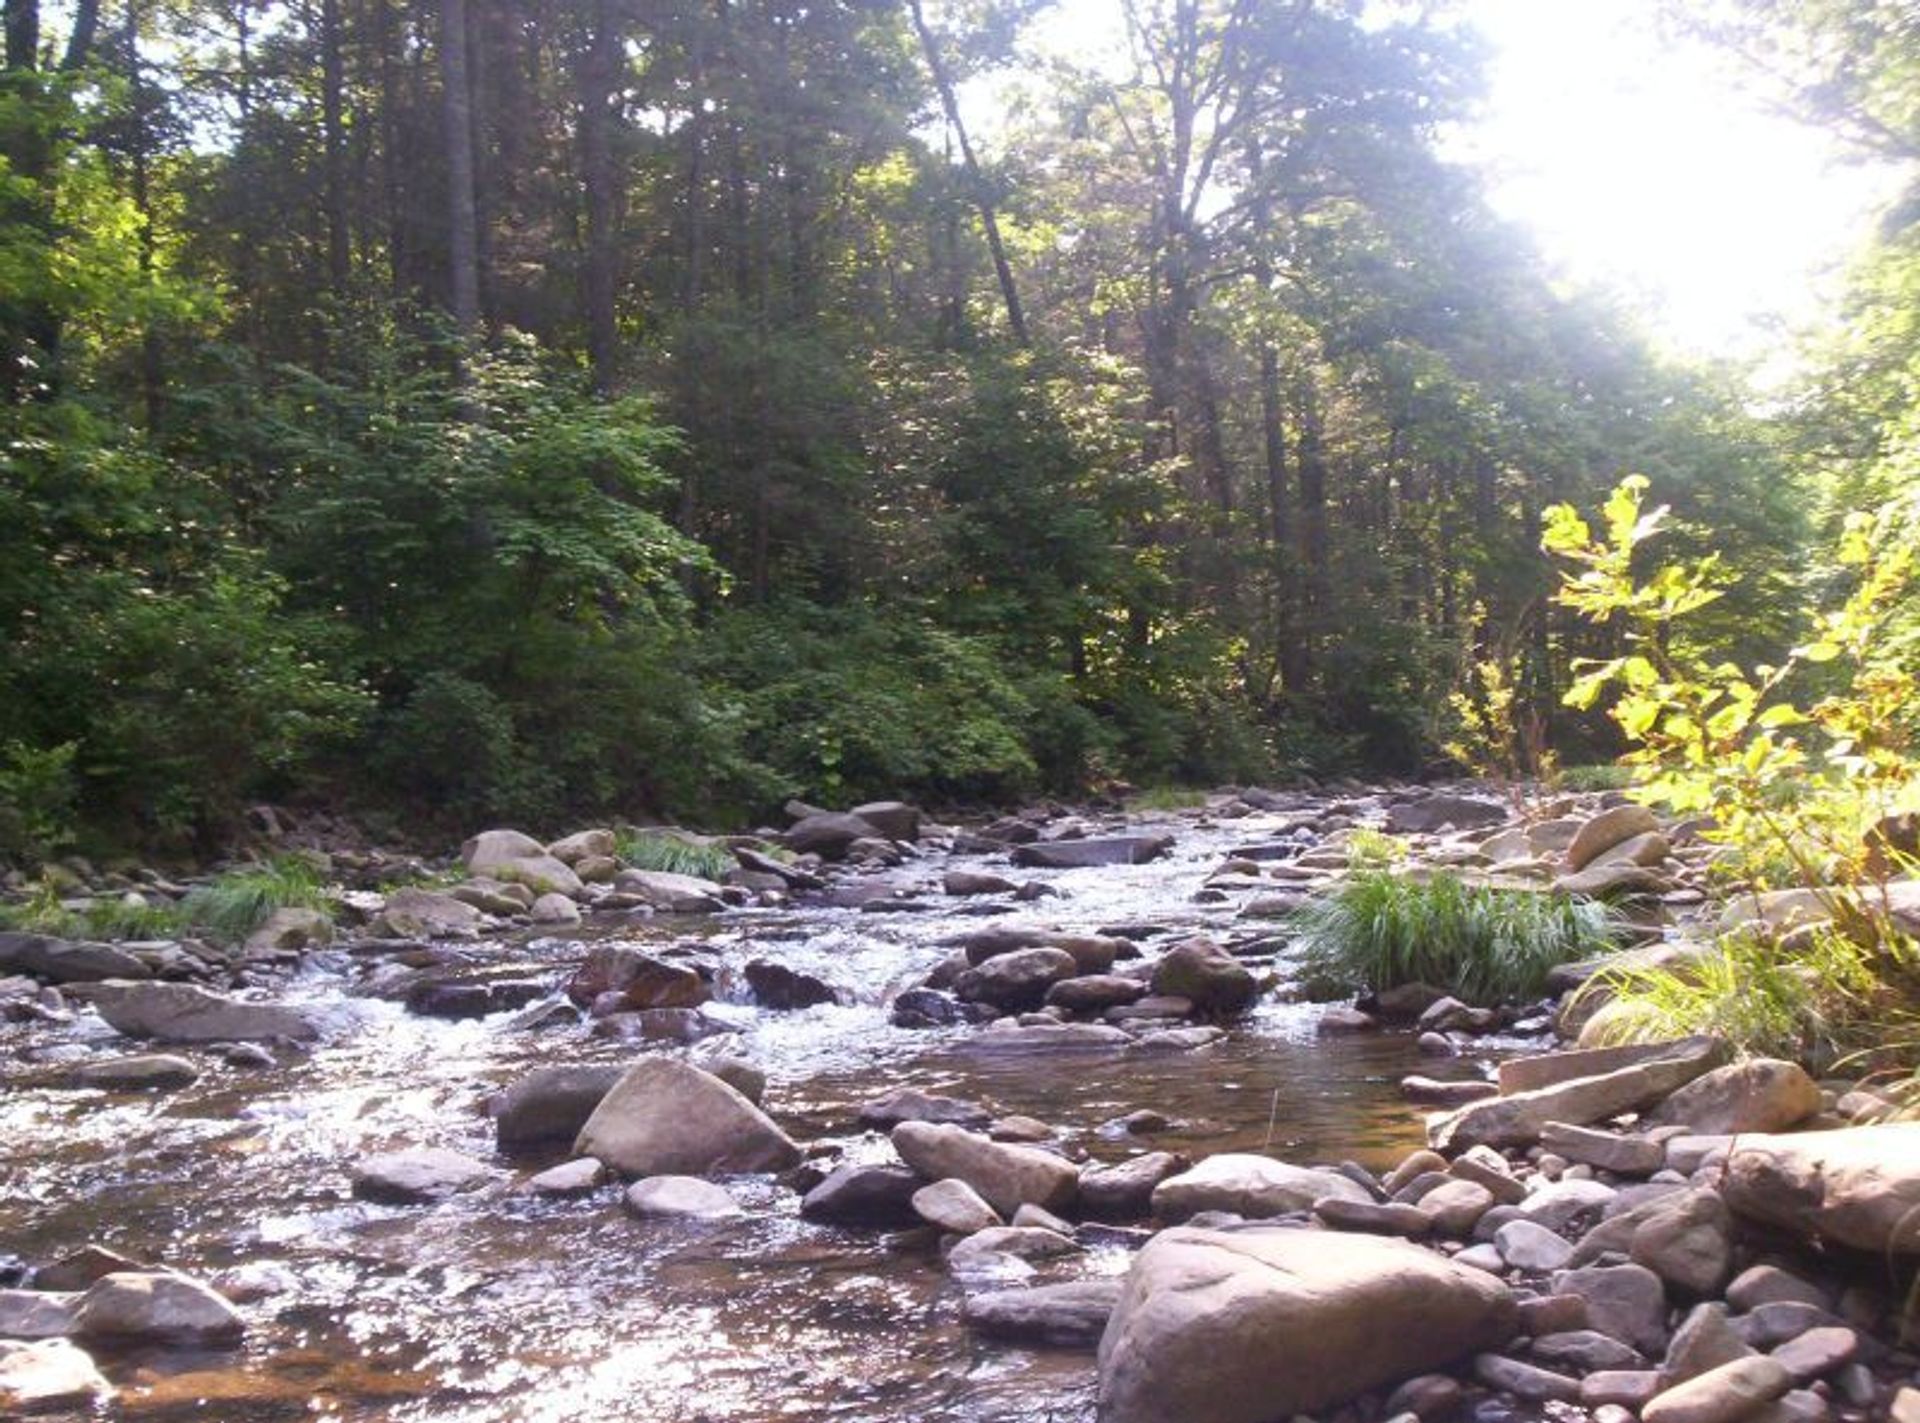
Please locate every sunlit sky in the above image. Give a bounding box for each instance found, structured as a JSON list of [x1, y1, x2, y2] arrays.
[[1458, 0, 1907, 363]]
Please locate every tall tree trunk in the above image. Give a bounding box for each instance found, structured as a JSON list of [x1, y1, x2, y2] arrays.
[[1294, 367, 1329, 686], [320, 0, 350, 297], [5, 0, 38, 69], [1261, 342, 1307, 692], [579, 0, 621, 392], [907, 0, 1026, 346], [465, 0, 495, 328], [439, 0, 480, 333]]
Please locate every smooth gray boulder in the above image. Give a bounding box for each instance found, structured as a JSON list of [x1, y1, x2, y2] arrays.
[[0, 932, 151, 983], [890, 1120, 1078, 1215], [612, 868, 726, 913], [72, 1272, 245, 1345], [624, 1175, 744, 1220], [963, 1280, 1123, 1348], [371, 887, 485, 939], [1722, 1123, 1920, 1253], [1644, 1059, 1822, 1135], [87, 982, 320, 1043], [1566, 804, 1662, 872], [351, 1147, 495, 1204], [575, 1058, 800, 1178], [0, 1290, 80, 1339], [1097, 1227, 1517, 1423], [1151, 1153, 1370, 1223], [1011, 836, 1174, 869]]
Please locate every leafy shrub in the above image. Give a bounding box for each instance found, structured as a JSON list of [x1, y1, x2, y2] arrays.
[[0, 741, 80, 864], [179, 857, 332, 944], [614, 829, 737, 880], [1292, 870, 1622, 1005], [1556, 764, 1639, 793]]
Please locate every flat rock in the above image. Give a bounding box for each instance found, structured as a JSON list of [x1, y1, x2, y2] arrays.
[[0, 932, 151, 983], [1011, 835, 1174, 869], [612, 868, 726, 913], [1540, 1121, 1665, 1175], [575, 1058, 799, 1178], [1474, 1353, 1580, 1402], [1495, 1219, 1573, 1272], [372, 887, 485, 939], [1314, 1197, 1434, 1238], [523, 1158, 605, 1195], [1722, 1124, 1920, 1253], [351, 1147, 495, 1204], [1096, 1227, 1518, 1423], [1386, 795, 1509, 833], [1643, 1356, 1790, 1423], [956, 1022, 1132, 1053], [891, 1121, 1078, 1216], [1079, 1152, 1187, 1220], [88, 982, 320, 1043], [856, 1088, 991, 1130], [1152, 1154, 1370, 1223], [624, 1175, 744, 1220], [0, 1289, 80, 1339], [0, 1339, 112, 1409], [912, 1178, 1003, 1235], [963, 1280, 1122, 1348], [63, 1053, 200, 1090], [1771, 1327, 1857, 1383]]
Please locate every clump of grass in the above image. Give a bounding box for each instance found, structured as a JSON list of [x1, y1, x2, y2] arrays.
[[613, 829, 737, 881], [1129, 785, 1209, 812], [1556, 764, 1639, 793], [1577, 927, 1916, 1068], [1343, 828, 1407, 871], [0, 879, 187, 940], [178, 857, 332, 944], [1292, 869, 1622, 1005]]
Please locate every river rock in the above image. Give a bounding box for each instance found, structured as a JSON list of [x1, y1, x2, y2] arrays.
[[1079, 1153, 1187, 1219], [946, 1225, 1081, 1276], [1566, 805, 1662, 872], [891, 1121, 1078, 1215], [799, 1164, 923, 1227], [493, 1064, 624, 1154], [1725, 1265, 1829, 1313], [1554, 863, 1670, 896], [1495, 1219, 1573, 1272], [784, 812, 884, 859], [1314, 1198, 1435, 1238], [613, 868, 726, 913], [1572, 1187, 1732, 1294], [1149, 939, 1257, 1016], [624, 1175, 744, 1220], [1151, 1153, 1369, 1222], [1421, 1179, 1496, 1235], [243, 907, 334, 954], [352, 1147, 495, 1203], [575, 1058, 800, 1178], [1429, 1037, 1729, 1150], [1475, 1353, 1581, 1402], [1721, 1123, 1920, 1253], [1011, 836, 1174, 869], [1540, 1121, 1665, 1175], [523, 1158, 604, 1195], [744, 960, 839, 1010], [1385, 795, 1508, 834], [548, 828, 615, 864], [946, 870, 1019, 896], [1664, 1304, 1756, 1382], [373, 887, 485, 939], [528, 893, 581, 925], [566, 946, 710, 1010], [889, 987, 992, 1028], [63, 1053, 200, 1090], [1556, 1263, 1669, 1354], [1533, 1329, 1648, 1372], [1047, 975, 1148, 1013], [963, 1279, 1123, 1348], [1644, 1059, 1822, 1135], [0, 932, 151, 983], [463, 830, 583, 896], [954, 948, 1079, 1012], [857, 1088, 992, 1130], [849, 801, 921, 839], [405, 975, 547, 1020], [912, 1178, 1004, 1235], [1096, 1226, 1518, 1423], [87, 982, 319, 1043], [73, 1271, 245, 1345], [0, 1339, 111, 1409], [0, 1289, 79, 1338], [1643, 1356, 1791, 1423]]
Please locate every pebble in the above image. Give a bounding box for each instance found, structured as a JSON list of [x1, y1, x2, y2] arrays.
[[1735, 1301, 1843, 1349]]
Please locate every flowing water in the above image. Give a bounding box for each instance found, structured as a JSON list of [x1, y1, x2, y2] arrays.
[[0, 807, 1506, 1422]]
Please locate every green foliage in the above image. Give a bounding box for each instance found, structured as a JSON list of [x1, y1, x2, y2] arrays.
[[1127, 786, 1209, 812], [0, 741, 80, 864], [177, 857, 332, 945], [1557, 764, 1640, 793], [1292, 870, 1622, 1005], [613, 830, 737, 881], [1342, 828, 1408, 871], [0, 880, 186, 941]]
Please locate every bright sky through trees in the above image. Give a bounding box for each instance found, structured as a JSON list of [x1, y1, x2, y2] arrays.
[[1457, 0, 1906, 360]]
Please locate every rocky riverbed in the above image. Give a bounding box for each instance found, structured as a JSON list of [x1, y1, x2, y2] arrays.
[[3, 786, 1920, 1423]]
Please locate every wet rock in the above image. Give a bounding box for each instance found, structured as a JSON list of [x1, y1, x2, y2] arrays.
[[945, 870, 1018, 896], [1046, 975, 1148, 1013], [1096, 1227, 1518, 1423], [372, 887, 485, 939], [1540, 1121, 1665, 1175], [493, 1065, 625, 1155], [1151, 1154, 1369, 1223], [912, 1178, 1003, 1235], [566, 946, 709, 1011], [1556, 1262, 1668, 1354], [0, 1339, 111, 1409], [800, 1164, 923, 1227], [959, 1022, 1133, 1053], [784, 812, 885, 860], [1319, 1007, 1377, 1034], [890, 1121, 1078, 1216], [0, 932, 151, 983], [87, 982, 319, 1043], [1106, 995, 1193, 1023], [406, 976, 548, 1020], [743, 960, 839, 1011], [62, 1053, 199, 1090], [243, 907, 334, 954], [35, 1246, 148, 1293], [73, 1271, 245, 1346], [523, 1159, 604, 1196], [0, 1290, 79, 1339], [1149, 939, 1257, 1016], [1645, 1059, 1822, 1136], [576, 1058, 800, 1178], [962, 1279, 1123, 1348], [624, 1175, 744, 1220], [1722, 1123, 1920, 1253], [612, 869, 726, 913], [946, 1226, 1081, 1275], [692, 1052, 766, 1105], [351, 1147, 495, 1204], [857, 1088, 992, 1131], [1401, 1076, 1497, 1106], [1642, 1356, 1791, 1423], [528, 893, 581, 926], [1429, 1036, 1729, 1151], [1079, 1153, 1188, 1220], [850, 801, 921, 840], [954, 947, 1079, 1012], [889, 986, 991, 1028], [1566, 804, 1662, 872], [1474, 1353, 1580, 1402]]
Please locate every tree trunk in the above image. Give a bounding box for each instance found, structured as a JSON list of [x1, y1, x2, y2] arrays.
[[123, 2, 163, 429], [320, 0, 350, 297], [580, 0, 621, 392], [1294, 368, 1330, 685], [440, 0, 480, 333]]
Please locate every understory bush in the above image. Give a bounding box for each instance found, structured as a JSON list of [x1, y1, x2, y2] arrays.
[[614, 829, 737, 880], [1292, 870, 1622, 1005]]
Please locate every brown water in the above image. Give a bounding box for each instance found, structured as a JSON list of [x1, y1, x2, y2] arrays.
[[0, 808, 1507, 1422]]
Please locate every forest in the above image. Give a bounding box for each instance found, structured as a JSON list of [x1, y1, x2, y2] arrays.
[[0, 0, 1914, 854]]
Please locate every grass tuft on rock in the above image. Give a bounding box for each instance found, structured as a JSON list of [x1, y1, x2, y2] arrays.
[[1292, 870, 1622, 1006], [614, 829, 737, 881], [178, 857, 332, 944]]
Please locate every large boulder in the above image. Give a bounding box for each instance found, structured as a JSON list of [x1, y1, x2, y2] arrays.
[[1149, 940, 1257, 1016], [548, 828, 615, 864], [373, 888, 485, 940], [1097, 1227, 1517, 1423], [951, 927, 1124, 975], [1011, 836, 1174, 870], [493, 1065, 625, 1154], [1565, 804, 1662, 872], [1386, 795, 1509, 834], [86, 982, 320, 1043], [954, 947, 1080, 1012], [799, 1164, 923, 1227], [1429, 1037, 1729, 1151], [574, 1058, 799, 1178], [1643, 1059, 1822, 1135], [784, 812, 884, 860], [72, 1272, 245, 1346], [889, 1120, 1079, 1216], [0, 1340, 112, 1410], [351, 1147, 495, 1204], [1150, 1154, 1369, 1222], [0, 933, 151, 983], [850, 801, 922, 840], [243, 907, 334, 954], [612, 869, 726, 914], [565, 946, 709, 1010], [1722, 1123, 1920, 1253]]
